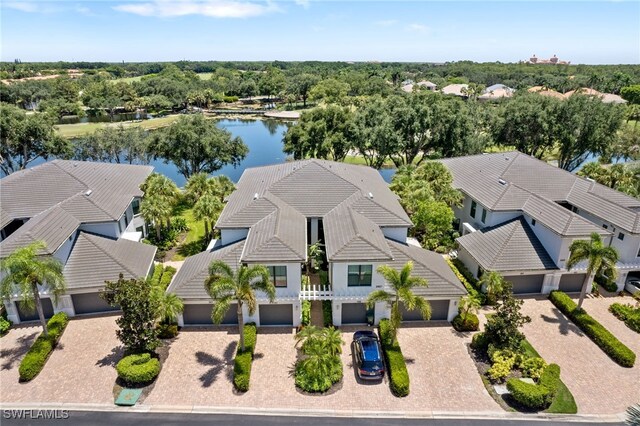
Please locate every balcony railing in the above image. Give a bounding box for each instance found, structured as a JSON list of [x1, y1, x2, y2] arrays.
[[299, 284, 333, 300]]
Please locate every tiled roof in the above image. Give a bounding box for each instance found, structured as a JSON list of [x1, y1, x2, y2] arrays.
[[64, 232, 156, 290], [167, 241, 245, 300], [386, 240, 466, 297], [440, 151, 640, 234], [457, 217, 559, 272]]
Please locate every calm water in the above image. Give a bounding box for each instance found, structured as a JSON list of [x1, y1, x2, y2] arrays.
[[7, 119, 397, 185]]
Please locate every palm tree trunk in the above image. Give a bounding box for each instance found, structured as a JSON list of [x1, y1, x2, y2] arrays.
[[577, 271, 595, 309], [155, 220, 161, 240], [238, 302, 245, 352], [32, 282, 48, 336], [204, 220, 209, 240]]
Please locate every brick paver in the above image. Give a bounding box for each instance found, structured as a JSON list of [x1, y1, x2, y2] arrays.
[[520, 295, 640, 414], [0, 315, 122, 404], [145, 324, 498, 412]]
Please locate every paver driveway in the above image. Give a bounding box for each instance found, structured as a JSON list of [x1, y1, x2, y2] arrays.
[[0, 314, 122, 404], [146, 324, 498, 412], [520, 295, 640, 414]]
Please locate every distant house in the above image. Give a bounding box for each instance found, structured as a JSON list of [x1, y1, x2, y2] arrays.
[[479, 84, 515, 101], [565, 88, 627, 104], [439, 151, 640, 295], [528, 54, 571, 65], [401, 80, 437, 93], [0, 160, 157, 324], [169, 160, 466, 327], [441, 83, 469, 97], [528, 86, 565, 99]]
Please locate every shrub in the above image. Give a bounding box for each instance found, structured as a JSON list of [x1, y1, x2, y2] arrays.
[[150, 264, 164, 286], [159, 266, 177, 290], [18, 312, 69, 381], [549, 291, 635, 367], [595, 274, 618, 293], [452, 313, 479, 331], [379, 319, 410, 397], [484, 287, 531, 351], [521, 357, 547, 380], [487, 349, 518, 382], [157, 323, 178, 339], [116, 353, 161, 385], [322, 300, 333, 327], [171, 217, 189, 232], [233, 323, 257, 392], [506, 364, 560, 410], [471, 331, 490, 352], [446, 258, 486, 304], [609, 303, 640, 334], [301, 300, 311, 327], [223, 96, 239, 103], [0, 317, 11, 335]]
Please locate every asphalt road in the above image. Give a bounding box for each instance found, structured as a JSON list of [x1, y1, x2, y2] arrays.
[[0, 411, 624, 426]]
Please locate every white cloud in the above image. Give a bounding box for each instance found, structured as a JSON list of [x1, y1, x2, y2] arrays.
[[374, 19, 397, 27], [114, 0, 279, 18], [4, 2, 39, 13], [294, 0, 310, 9], [406, 23, 429, 33], [75, 5, 95, 16]]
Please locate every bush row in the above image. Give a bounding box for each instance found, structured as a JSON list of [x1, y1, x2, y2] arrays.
[[301, 300, 311, 327], [322, 300, 333, 327], [446, 258, 486, 304], [150, 264, 164, 286], [159, 266, 177, 290], [379, 319, 409, 397], [19, 312, 69, 381], [549, 291, 636, 367], [452, 313, 479, 332], [116, 353, 161, 385], [506, 364, 561, 410], [609, 303, 640, 334], [233, 323, 257, 392]]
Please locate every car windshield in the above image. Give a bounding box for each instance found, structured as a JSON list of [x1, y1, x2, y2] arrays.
[[361, 338, 381, 362]]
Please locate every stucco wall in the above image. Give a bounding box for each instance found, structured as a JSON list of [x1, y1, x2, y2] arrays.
[[381, 227, 408, 242], [220, 228, 249, 245]]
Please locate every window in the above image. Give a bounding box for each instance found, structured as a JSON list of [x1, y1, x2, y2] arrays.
[[618, 232, 625, 241], [470, 201, 477, 218], [481, 208, 487, 223], [268, 266, 287, 287], [348, 265, 373, 286], [603, 224, 608, 230], [531, 218, 536, 226], [132, 199, 140, 216]]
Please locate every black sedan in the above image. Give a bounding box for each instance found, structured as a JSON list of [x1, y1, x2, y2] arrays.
[[352, 330, 385, 381]]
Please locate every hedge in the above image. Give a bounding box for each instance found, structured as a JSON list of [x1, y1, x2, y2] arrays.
[[609, 303, 640, 334], [157, 323, 178, 339], [0, 317, 11, 336], [446, 258, 486, 305], [19, 312, 69, 381], [150, 264, 164, 286], [379, 319, 409, 397], [322, 300, 333, 327], [116, 353, 161, 384], [159, 266, 177, 290], [301, 300, 311, 327], [549, 291, 636, 367], [452, 313, 479, 332], [506, 364, 561, 410], [233, 323, 257, 392]]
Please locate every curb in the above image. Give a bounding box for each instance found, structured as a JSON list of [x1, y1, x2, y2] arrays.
[[0, 402, 627, 423]]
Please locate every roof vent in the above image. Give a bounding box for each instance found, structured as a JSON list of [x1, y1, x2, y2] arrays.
[[498, 179, 507, 186], [368, 192, 373, 199], [84, 189, 93, 196], [253, 193, 259, 200], [585, 177, 595, 182]]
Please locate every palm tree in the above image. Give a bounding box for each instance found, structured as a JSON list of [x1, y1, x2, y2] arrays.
[[459, 294, 481, 320], [366, 261, 430, 342], [567, 232, 619, 309], [479, 271, 506, 303], [151, 284, 184, 324], [140, 195, 171, 240], [193, 193, 222, 240], [185, 172, 214, 203], [205, 260, 276, 351], [211, 175, 235, 202], [306, 242, 325, 280], [0, 241, 66, 336], [141, 173, 179, 228]]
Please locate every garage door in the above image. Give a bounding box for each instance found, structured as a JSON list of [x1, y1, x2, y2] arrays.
[[183, 304, 238, 325], [259, 304, 293, 326], [17, 298, 54, 322], [504, 274, 544, 294], [341, 303, 368, 324], [559, 274, 585, 293], [71, 292, 119, 315], [401, 300, 449, 321]]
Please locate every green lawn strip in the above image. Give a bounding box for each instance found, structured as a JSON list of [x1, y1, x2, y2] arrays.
[[18, 312, 69, 381], [549, 291, 635, 367], [233, 323, 257, 392], [520, 339, 577, 414], [55, 114, 183, 138], [171, 207, 206, 261]]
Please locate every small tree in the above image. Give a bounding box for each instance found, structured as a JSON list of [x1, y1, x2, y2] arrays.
[[483, 283, 531, 350], [151, 285, 184, 325], [205, 261, 276, 351], [0, 241, 66, 336], [459, 294, 481, 320], [567, 232, 619, 309], [306, 242, 325, 279], [479, 271, 506, 304], [193, 193, 222, 240], [366, 261, 430, 343], [101, 274, 160, 354], [140, 195, 171, 240]]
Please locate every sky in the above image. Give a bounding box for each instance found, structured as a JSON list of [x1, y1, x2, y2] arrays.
[[1, 0, 638, 64]]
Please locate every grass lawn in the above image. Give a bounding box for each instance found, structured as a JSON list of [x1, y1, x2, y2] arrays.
[[171, 205, 207, 261], [55, 114, 183, 138], [113, 72, 213, 84], [520, 339, 577, 414], [343, 155, 396, 168]]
